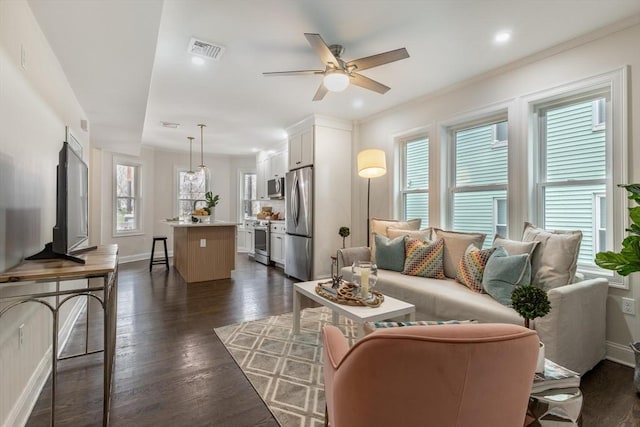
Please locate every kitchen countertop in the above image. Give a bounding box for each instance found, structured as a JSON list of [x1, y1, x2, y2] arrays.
[[166, 220, 239, 227]]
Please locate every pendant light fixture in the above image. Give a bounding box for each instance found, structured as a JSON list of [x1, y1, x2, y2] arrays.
[[185, 136, 197, 182], [197, 123, 209, 176]]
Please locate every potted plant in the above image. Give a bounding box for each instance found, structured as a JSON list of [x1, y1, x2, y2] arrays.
[[595, 183, 640, 276], [511, 285, 551, 329], [204, 191, 220, 216], [595, 183, 640, 391], [338, 226, 350, 249]]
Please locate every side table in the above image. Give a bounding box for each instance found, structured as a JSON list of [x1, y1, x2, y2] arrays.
[[527, 387, 582, 426]]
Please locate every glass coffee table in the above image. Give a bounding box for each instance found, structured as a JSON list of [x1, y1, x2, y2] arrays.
[[292, 280, 415, 339]]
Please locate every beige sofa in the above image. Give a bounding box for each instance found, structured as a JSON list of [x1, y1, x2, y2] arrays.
[[338, 246, 608, 375]]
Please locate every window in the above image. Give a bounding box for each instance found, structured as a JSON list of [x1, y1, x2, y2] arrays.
[[536, 94, 608, 266], [114, 161, 141, 234], [492, 121, 508, 148], [594, 193, 606, 255], [177, 169, 209, 218], [592, 98, 606, 131], [400, 137, 429, 224], [494, 197, 507, 237], [450, 119, 508, 247], [240, 171, 258, 220]]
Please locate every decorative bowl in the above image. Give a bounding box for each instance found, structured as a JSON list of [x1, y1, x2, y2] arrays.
[[192, 215, 211, 222]]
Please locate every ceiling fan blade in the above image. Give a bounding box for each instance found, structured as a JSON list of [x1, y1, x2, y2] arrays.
[[349, 73, 391, 94], [312, 83, 329, 101], [263, 70, 324, 76], [304, 33, 340, 67], [346, 48, 409, 72]]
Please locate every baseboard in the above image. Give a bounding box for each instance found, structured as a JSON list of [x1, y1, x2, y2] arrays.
[[118, 251, 173, 264], [605, 340, 634, 368], [4, 297, 86, 427]]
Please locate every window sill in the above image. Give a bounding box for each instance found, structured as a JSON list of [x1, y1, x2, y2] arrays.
[[113, 231, 144, 238]]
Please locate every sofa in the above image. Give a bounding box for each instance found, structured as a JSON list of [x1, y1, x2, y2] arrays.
[[337, 220, 609, 375]]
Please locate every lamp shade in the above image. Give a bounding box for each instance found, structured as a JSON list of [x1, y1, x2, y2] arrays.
[[357, 149, 387, 178], [323, 70, 350, 92]]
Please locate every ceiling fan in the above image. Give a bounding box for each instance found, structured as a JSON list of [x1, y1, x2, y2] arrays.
[[263, 33, 410, 101]]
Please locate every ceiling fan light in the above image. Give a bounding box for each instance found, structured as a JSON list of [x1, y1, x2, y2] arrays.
[[323, 71, 350, 92]]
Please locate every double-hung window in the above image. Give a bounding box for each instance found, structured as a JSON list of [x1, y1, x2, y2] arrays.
[[114, 160, 141, 234], [177, 169, 209, 218], [536, 93, 608, 266], [450, 119, 508, 246], [399, 137, 429, 224]]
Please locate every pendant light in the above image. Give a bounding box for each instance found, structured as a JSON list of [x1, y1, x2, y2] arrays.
[[197, 124, 209, 176], [185, 137, 197, 182]]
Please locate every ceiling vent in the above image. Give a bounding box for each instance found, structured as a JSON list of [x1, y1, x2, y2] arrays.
[[160, 121, 180, 129], [188, 37, 226, 61]]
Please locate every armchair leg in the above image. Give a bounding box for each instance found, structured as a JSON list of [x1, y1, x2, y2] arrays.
[[324, 403, 329, 427]]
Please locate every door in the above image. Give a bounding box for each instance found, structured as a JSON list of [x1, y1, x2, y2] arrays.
[[285, 234, 312, 281], [285, 168, 313, 237]]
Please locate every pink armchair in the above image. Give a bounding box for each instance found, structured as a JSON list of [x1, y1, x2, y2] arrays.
[[322, 323, 539, 427]]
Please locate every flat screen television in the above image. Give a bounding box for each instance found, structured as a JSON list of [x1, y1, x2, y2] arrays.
[[27, 141, 95, 264]]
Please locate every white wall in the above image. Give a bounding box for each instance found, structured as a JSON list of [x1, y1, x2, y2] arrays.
[[354, 19, 640, 365], [0, 0, 90, 424]]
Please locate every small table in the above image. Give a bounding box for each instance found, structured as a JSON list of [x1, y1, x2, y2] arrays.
[[292, 280, 415, 338], [527, 388, 582, 426]]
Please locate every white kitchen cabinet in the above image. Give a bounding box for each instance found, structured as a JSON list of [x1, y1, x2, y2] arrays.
[[237, 226, 248, 253], [288, 128, 313, 170], [256, 156, 269, 200], [271, 150, 287, 178], [270, 222, 286, 266], [244, 221, 255, 256]]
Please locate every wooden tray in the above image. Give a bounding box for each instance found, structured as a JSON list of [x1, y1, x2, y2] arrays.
[[315, 280, 384, 308]]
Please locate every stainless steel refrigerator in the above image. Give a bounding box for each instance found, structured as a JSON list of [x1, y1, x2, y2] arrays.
[[285, 166, 313, 281]]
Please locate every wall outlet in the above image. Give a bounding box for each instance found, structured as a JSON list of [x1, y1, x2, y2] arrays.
[[622, 297, 635, 315], [200, 239, 206, 248], [19, 324, 24, 348]]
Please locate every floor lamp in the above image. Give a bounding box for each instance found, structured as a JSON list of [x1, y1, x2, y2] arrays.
[[357, 149, 387, 247]]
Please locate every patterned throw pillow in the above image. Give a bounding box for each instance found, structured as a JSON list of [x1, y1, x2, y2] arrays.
[[456, 245, 496, 293], [402, 238, 445, 279], [363, 319, 477, 335]]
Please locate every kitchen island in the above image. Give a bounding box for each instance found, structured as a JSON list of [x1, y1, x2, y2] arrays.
[[169, 220, 237, 283]]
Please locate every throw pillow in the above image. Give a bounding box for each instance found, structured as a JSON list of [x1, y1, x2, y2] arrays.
[[522, 222, 582, 291], [482, 246, 532, 306], [374, 233, 405, 272], [363, 319, 477, 335], [433, 229, 487, 279], [492, 235, 539, 255], [456, 245, 496, 293], [370, 218, 421, 263], [402, 237, 445, 279], [387, 227, 432, 241]]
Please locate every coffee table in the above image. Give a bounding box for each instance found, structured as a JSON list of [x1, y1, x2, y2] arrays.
[[292, 280, 415, 338]]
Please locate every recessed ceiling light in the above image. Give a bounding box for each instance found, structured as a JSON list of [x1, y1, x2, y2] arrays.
[[251, 148, 259, 153], [352, 99, 364, 109], [191, 56, 205, 65], [494, 31, 511, 44]]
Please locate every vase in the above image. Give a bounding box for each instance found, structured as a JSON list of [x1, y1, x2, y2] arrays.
[[536, 341, 545, 373], [631, 342, 640, 392], [351, 261, 378, 301]]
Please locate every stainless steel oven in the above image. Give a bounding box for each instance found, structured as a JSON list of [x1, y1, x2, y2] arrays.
[[254, 222, 270, 265]]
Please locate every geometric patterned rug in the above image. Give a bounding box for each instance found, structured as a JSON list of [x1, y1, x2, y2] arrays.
[[214, 307, 356, 426]]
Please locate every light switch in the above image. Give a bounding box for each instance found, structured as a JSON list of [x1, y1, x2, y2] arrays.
[[200, 239, 206, 247]]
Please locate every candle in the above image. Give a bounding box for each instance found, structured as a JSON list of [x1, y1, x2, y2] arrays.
[[361, 269, 370, 300]]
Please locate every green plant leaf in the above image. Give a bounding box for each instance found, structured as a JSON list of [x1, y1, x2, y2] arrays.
[[630, 207, 640, 226], [511, 285, 551, 322], [620, 184, 640, 204]]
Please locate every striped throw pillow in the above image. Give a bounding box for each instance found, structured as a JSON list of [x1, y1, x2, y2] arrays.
[[456, 244, 496, 293], [402, 238, 445, 279]]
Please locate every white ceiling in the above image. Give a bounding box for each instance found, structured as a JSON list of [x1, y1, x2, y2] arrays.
[[28, 0, 640, 156]]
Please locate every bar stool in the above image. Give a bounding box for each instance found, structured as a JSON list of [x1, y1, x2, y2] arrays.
[[150, 236, 169, 271]]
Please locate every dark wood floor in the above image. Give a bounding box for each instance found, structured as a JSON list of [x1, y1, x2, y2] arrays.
[[25, 255, 639, 426]]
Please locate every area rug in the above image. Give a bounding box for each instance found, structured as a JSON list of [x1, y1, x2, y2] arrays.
[[214, 307, 356, 426]]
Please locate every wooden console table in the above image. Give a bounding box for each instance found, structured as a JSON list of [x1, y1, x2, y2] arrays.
[[0, 244, 119, 426]]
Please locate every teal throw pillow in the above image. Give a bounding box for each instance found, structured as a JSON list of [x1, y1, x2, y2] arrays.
[[374, 233, 405, 272], [482, 246, 531, 306]]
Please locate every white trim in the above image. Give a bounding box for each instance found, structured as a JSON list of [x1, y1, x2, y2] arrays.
[[605, 340, 634, 368], [118, 251, 174, 264]]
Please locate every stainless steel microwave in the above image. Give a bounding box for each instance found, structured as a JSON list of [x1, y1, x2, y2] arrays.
[[268, 177, 285, 199]]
